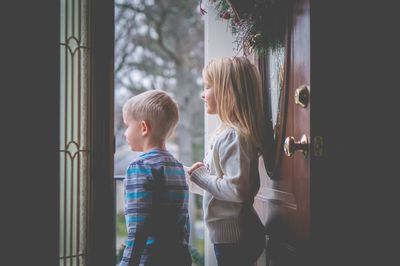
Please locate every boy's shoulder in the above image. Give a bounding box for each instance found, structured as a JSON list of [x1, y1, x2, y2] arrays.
[[128, 149, 183, 169], [125, 150, 186, 183], [127, 156, 145, 168]]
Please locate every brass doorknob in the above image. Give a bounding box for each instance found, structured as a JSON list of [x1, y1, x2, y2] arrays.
[[294, 85, 309, 108], [284, 134, 309, 157]]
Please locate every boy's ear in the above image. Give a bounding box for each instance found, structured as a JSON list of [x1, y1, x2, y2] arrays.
[[140, 120, 151, 136]]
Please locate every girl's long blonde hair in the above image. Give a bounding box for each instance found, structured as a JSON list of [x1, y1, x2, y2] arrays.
[[202, 57, 266, 154]]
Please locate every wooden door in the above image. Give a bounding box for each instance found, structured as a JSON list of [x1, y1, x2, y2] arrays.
[[254, 0, 310, 265], [289, 0, 310, 254]]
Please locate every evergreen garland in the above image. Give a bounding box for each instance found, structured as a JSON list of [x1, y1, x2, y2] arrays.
[[190, 246, 205, 265], [206, 0, 293, 55]]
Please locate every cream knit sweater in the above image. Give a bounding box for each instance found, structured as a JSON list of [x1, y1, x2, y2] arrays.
[[188, 127, 260, 244]]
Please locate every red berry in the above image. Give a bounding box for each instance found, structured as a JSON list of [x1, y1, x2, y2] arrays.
[[222, 12, 231, 19]]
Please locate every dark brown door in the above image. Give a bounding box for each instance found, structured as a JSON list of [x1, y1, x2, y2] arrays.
[[290, 0, 310, 243], [255, 0, 310, 265]]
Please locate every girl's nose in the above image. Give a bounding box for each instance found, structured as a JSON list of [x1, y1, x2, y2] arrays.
[[200, 91, 205, 99]]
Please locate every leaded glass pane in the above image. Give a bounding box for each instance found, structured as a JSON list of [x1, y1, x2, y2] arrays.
[[60, 0, 91, 265], [268, 46, 285, 137]]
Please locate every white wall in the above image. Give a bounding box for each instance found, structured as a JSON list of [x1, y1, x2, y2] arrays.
[[203, 3, 242, 266]]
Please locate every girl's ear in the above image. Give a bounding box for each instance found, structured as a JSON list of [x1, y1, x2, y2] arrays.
[[140, 120, 151, 136]]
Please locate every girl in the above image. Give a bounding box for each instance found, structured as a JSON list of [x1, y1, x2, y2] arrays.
[[187, 57, 266, 266]]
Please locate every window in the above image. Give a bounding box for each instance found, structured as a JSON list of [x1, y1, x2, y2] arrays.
[[114, 1, 205, 265], [59, 0, 91, 265]]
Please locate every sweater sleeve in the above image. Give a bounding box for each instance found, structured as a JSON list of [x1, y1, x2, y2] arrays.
[[119, 161, 153, 266], [183, 166, 204, 195], [190, 130, 251, 202]]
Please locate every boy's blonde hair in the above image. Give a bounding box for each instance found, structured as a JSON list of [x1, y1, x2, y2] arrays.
[[202, 57, 265, 154], [122, 90, 179, 141]]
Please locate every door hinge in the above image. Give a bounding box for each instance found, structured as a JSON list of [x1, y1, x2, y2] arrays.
[[313, 136, 323, 157], [113, 135, 116, 154]]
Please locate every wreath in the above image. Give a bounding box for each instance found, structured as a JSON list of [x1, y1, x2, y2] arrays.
[[201, 0, 293, 55]]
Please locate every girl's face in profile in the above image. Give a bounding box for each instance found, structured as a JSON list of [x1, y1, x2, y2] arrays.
[[202, 86, 217, 115]]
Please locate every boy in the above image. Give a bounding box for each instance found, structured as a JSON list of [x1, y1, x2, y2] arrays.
[[119, 90, 191, 266]]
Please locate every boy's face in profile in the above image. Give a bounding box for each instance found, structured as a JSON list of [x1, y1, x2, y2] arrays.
[[123, 112, 144, 152]]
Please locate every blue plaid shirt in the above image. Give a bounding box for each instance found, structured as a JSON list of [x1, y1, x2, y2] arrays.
[[119, 149, 190, 266]]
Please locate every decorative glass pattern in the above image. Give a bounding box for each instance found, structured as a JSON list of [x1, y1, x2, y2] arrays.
[[60, 0, 91, 265], [267, 47, 285, 138]]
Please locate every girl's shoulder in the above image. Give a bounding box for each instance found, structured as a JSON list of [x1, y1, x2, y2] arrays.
[[215, 126, 256, 153], [214, 126, 240, 146]]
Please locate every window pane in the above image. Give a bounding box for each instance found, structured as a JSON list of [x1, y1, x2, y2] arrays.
[[60, 0, 91, 265], [114, 1, 205, 265]]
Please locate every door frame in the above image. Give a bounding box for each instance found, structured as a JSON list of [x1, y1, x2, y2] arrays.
[[87, 0, 116, 265]]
